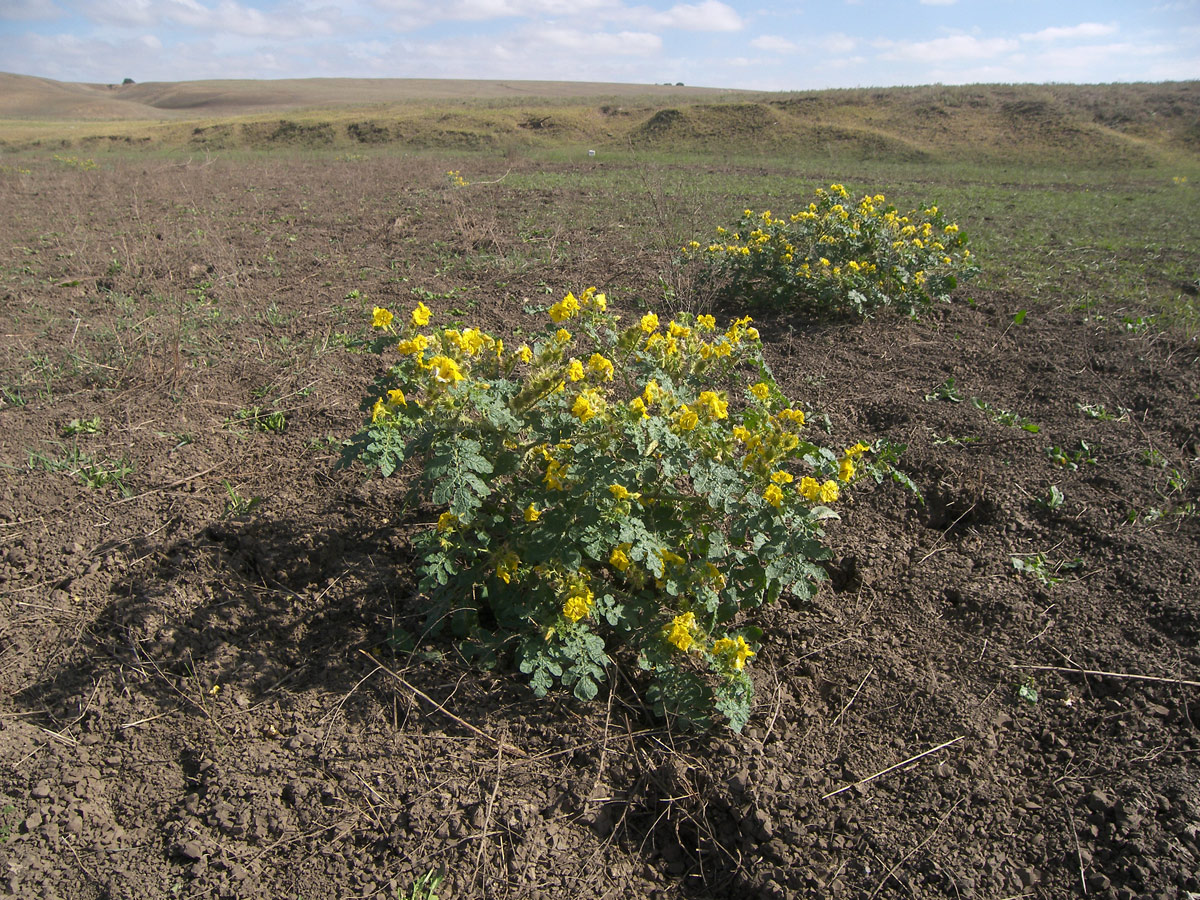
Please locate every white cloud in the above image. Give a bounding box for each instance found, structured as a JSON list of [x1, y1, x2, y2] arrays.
[[1021, 22, 1118, 42], [877, 34, 1018, 62], [81, 0, 338, 37], [750, 35, 795, 52], [821, 32, 857, 53], [523, 25, 662, 54], [0, 0, 63, 20], [639, 0, 742, 31]]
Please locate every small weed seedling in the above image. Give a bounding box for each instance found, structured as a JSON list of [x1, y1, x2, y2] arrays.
[[1011, 553, 1081, 587], [28, 444, 133, 495], [222, 481, 262, 517], [1077, 402, 1129, 422], [1016, 677, 1039, 705], [62, 416, 102, 436], [925, 376, 963, 403], [931, 433, 981, 447], [405, 870, 444, 900], [1047, 441, 1098, 470], [1, 386, 28, 408], [1035, 484, 1065, 510], [972, 398, 1039, 432], [228, 406, 287, 434]]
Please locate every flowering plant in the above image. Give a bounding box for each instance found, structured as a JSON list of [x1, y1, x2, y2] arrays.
[[352, 289, 903, 730], [683, 184, 978, 317]]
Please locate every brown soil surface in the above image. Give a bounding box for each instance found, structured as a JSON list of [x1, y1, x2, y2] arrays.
[[1, 157, 1197, 900]]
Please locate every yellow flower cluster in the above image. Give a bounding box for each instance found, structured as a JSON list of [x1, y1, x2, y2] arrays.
[[562, 582, 594, 622], [712, 635, 755, 670], [666, 612, 697, 652], [496, 551, 520, 584], [549, 287, 607, 323]]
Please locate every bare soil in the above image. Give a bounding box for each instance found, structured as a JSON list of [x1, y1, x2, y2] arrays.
[[1, 156, 1198, 900]]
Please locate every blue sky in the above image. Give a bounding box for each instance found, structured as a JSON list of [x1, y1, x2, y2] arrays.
[[1, 0, 1198, 90]]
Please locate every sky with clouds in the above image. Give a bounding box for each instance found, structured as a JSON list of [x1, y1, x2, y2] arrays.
[[1, 0, 1198, 90]]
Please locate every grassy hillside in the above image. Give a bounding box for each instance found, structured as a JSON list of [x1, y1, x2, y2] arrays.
[[1, 73, 1197, 168]]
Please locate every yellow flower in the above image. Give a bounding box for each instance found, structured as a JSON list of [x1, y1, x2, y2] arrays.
[[372, 307, 394, 329], [549, 292, 580, 323], [587, 353, 614, 381], [397, 334, 429, 355], [750, 382, 770, 401], [609, 484, 636, 501], [629, 397, 649, 419], [640, 313, 659, 334], [555, 328, 572, 344], [944, 223, 959, 234], [496, 551, 520, 584], [544, 458, 569, 491], [845, 441, 870, 458], [696, 314, 716, 331], [799, 476, 821, 502], [371, 398, 386, 422], [745, 327, 759, 340], [839, 457, 855, 482], [609, 544, 632, 572], [516, 345, 532, 364], [676, 408, 699, 431], [436, 511, 458, 532], [428, 355, 463, 384], [777, 408, 805, 427], [764, 483, 784, 508], [642, 381, 660, 407], [459, 328, 488, 356], [819, 480, 840, 503], [666, 612, 697, 652], [562, 584, 594, 623], [770, 470, 793, 484], [388, 388, 407, 406], [732, 425, 751, 442], [712, 635, 755, 670], [524, 503, 541, 522], [568, 358, 585, 382], [697, 390, 728, 420], [659, 549, 686, 568], [412, 302, 432, 327], [572, 389, 603, 423]]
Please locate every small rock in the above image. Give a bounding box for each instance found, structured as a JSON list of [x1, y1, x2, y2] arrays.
[[1087, 873, 1111, 892], [175, 840, 205, 861], [1084, 790, 1114, 813]]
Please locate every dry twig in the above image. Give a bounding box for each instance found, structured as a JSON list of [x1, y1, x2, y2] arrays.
[[822, 736, 965, 800]]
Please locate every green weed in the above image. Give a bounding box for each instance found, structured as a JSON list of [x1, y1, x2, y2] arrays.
[[924, 377, 962, 403], [1077, 402, 1129, 422], [1047, 442, 1097, 470], [228, 406, 287, 434], [222, 481, 262, 517], [404, 870, 444, 900], [972, 397, 1039, 432], [62, 416, 102, 436], [1011, 553, 1081, 587]]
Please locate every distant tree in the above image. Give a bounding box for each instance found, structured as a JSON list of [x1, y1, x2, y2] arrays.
[[122, 77, 135, 85]]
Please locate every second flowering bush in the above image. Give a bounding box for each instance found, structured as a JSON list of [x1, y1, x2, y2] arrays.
[[684, 183, 978, 318], [353, 288, 903, 730]]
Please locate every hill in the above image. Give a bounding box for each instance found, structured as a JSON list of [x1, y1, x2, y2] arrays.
[[0, 72, 1197, 167]]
